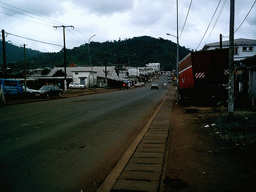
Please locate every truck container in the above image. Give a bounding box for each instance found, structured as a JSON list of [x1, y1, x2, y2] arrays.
[[178, 49, 229, 103]]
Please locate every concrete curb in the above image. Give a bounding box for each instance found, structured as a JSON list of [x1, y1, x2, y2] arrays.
[[97, 90, 171, 192]]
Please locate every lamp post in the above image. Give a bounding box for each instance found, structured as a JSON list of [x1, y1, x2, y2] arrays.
[[166, 0, 179, 103], [88, 34, 96, 88], [88, 34, 96, 66], [166, 32, 179, 103]]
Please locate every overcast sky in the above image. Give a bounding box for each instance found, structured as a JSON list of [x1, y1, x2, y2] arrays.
[[1, 0, 256, 53]]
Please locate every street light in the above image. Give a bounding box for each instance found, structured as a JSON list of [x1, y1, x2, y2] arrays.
[[88, 34, 96, 66], [166, 0, 179, 103], [166, 32, 179, 103], [88, 34, 96, 88]]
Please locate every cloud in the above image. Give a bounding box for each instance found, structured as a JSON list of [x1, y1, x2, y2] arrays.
[[0, 0, 255, 52], [0, 0, 66, 17], [70, 0, 134, 15], [128, 0, 168, 26]]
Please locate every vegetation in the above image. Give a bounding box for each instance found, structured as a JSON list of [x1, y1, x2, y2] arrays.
[[0, 40, 41, 64], [1, 36, 191, 74]]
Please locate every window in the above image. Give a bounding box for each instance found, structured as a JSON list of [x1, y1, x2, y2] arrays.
[[75, 72, 78, 75], [242, 46, 253, 52], [234, 47, 238, 55], [4, 81, 17, 86]]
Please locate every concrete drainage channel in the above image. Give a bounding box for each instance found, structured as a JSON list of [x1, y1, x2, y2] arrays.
[[98, 90, 173, 192]]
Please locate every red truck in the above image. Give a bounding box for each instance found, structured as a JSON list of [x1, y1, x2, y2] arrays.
[[178, 49, 229, 104]]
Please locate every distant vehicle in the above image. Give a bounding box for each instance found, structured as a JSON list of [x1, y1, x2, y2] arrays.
[[135, 82, 145, 87], [34, 85, 63, 98], [69, 82, 86, 89], [162, 83, 167, 89], [0, 79, 23, 96], [151, 84, 159, 90]]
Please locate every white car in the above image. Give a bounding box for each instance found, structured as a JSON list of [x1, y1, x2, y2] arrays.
[[23, 86, 38, 94], [69, 82, 86, 89]]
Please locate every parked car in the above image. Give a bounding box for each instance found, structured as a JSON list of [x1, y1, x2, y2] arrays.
[[34, 85, 63, 98], [23, 86, 37, 94], [151, 84, 159, 90], [69, 82, 86, 89]]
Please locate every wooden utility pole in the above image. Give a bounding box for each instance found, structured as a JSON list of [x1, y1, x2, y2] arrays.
[[220, 34, 223, 49], [23, 44, 27, 92], [176, 0, 179, 103], [228, 0, 235, 119], [2, 29, 7, 79], [53, 25, 74, 91]]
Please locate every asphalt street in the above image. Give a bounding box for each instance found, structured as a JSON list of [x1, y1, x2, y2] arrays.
[[0, 76, 169, 192]]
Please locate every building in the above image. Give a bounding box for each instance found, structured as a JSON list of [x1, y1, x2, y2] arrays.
[[46, 66, 118, 87], [72, 71, 97, 87], [145, 63, 161, 72], [202, 38, 256, 61], [242, 55, 256, 108]]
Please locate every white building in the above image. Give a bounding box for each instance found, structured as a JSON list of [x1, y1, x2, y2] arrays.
[[72, 71, 97, 87], [145, 63, 160, 72], [202, 38, 256, 61], [47, 66, 118, 87], [127, 67, 139, 77]]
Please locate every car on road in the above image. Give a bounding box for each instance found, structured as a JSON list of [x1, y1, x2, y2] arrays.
[[69, 82, 86, 89], [23, 86, 37, 94], [151, 84, 159, 90], [34, 85, 63, 98]]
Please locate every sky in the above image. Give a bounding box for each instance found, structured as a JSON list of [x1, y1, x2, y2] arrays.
[[1, 0, 256, 53]]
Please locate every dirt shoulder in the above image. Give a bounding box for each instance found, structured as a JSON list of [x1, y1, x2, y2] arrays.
[[162, 103, 256, 192]]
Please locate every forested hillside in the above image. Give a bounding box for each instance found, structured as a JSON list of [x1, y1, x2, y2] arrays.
[[0, 40, 41, 64], [1, 36, 191, 71]]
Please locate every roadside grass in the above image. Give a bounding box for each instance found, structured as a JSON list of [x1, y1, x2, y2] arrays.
[[215, 113, 256, 146]]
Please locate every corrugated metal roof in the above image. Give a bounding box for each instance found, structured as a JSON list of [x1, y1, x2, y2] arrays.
[[203, 38, 256, 48], [47, 66, 117, 78]]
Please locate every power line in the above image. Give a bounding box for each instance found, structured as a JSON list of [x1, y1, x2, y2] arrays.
[[1, 1, 88, 49], [204, 0, 228, 44], [234, 0, 256, 33], [179, 0, 193, 38], [195, 0, 222, 50], [0, 11, 53, 27], [0, 1, 65, 26], [5, 31, 63, 47]]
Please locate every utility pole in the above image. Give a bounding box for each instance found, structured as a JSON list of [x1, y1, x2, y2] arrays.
[[23, 44, 27, 93], [220, 34, 223, 49], [176, 0, 179, 103], [88, 34, 96, 89], [228, 0, 235, 119], [2, 29, 7, 79], [53, 25, 74, 91], [104, 56, 108, 86]]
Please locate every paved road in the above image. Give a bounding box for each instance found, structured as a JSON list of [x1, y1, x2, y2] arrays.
[[0, 76, 169, 192]]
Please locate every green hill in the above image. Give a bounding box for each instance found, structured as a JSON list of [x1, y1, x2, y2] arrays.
[[29, 36, 191, 71], [0, 40, 41, 64], [1, 36, 191, 72]]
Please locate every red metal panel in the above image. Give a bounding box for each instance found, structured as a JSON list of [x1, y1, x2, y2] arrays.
[[179, 66, 194, 89]]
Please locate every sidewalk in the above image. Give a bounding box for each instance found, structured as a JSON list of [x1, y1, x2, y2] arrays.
[[97, 88, 176, 192]]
